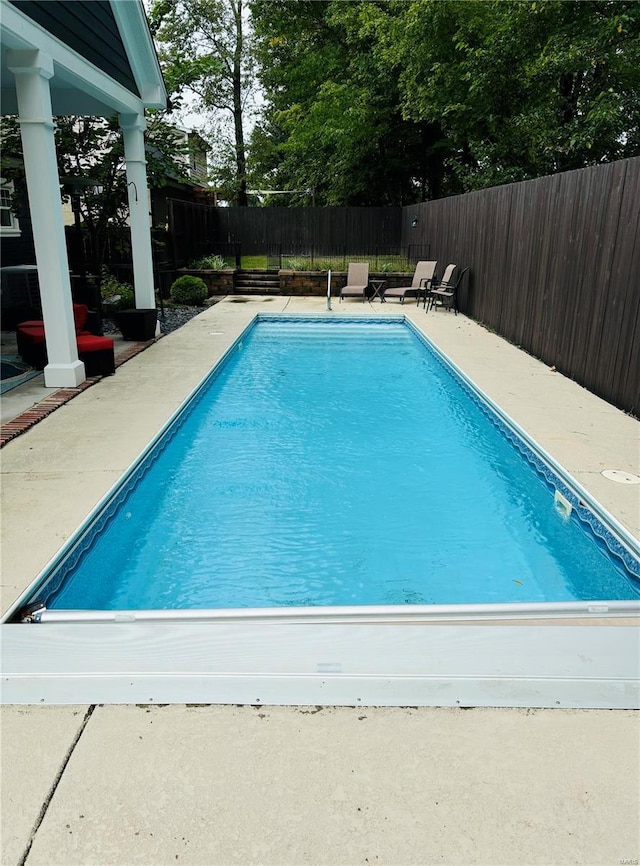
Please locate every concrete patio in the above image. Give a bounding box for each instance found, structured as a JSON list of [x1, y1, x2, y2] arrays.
[[1, 296, 639, 865]]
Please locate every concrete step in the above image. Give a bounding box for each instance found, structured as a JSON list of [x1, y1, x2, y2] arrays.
[[235, 270, 281, 294], [236, 270, 279, 278]]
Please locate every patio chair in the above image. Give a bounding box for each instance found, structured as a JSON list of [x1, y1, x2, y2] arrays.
[[382, 260, 438, 305], [419, 263, 456, 310], [16, 303, 116, 374], [426, 266, 469, 315], [421, 263, 455, 308], [339, 263, 369, 302]]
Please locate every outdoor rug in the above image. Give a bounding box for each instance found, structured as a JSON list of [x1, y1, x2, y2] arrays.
[[0, 354, 40, 394]]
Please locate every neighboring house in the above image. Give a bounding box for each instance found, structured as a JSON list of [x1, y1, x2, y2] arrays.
[[0, 176, 20, 236], [149, 128, 210, 229], [184, 130, 209, 186], [0, 151, 33, 265], [0, 0, 166, 388]]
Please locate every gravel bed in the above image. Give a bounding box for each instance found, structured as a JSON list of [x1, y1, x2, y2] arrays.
[[102, 305, 208, 337]]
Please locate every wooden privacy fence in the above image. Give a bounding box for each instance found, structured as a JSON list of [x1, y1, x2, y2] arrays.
[[403, 158, 640, 415], [214, 206, 402, 257], [167, 199, 241, 267], [167, 203, 402, 264]]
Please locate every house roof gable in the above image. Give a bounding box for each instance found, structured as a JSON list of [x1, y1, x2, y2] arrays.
[[1, 0, 166, 115], [9, 0, 139, 96]]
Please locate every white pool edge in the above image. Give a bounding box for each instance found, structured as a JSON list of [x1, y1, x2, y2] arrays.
[[2, 621, 638, 708]]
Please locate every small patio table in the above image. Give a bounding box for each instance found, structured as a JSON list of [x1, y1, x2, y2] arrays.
[[369, 279, 387, 302]]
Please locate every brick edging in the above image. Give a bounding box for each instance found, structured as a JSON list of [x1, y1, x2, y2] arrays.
[[0, 337, 159, 448]]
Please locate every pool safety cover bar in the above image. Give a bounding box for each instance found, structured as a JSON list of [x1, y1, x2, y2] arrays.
[[29, 599, 640, 624]]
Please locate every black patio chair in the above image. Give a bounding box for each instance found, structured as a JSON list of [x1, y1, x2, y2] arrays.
[[426, 266, 469, 315]]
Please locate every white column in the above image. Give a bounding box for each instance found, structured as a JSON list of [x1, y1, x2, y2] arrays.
[[119, 112, 157, 313], [7, 50, 85, 387]]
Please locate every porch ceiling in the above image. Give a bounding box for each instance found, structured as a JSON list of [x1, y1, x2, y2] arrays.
[[0, 0, 166, 116]]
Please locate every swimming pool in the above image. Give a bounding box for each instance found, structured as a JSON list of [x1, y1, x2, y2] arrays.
[[8, 315, 640, 619], [3, 312, 638, 708]]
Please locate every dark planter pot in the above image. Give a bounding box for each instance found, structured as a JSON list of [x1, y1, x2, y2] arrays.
[[115, 308, 158, 341]]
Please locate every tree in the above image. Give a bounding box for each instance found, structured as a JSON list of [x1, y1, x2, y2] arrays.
[[383, 0, 640, 188], [251, 0, 640, 200], [149, 0, 256, 205], [250, 0, 450, 205]]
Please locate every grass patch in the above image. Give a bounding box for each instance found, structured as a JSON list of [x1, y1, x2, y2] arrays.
[[280, 255, 412, 272], [187, 254, 268, 269], [187, 253, 413, 272], [239, 255, 268, 269]]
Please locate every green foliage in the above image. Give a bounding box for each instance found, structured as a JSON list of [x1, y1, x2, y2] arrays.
[[54, 115, 189, 230], [386, 0, 640, 185], [170, 275, 208, 305], [190, 254, 227, 269], [282, 256, 411, 273], [240, 255, 267, 269], [100, 270, 135, 311], [250, 0, 455, 203], [283, 258, 315, 271], [250, 0, 640, 199]]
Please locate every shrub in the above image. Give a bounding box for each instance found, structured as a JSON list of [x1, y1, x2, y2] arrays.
[[170, 275, 207, 305], [380, 261, 395, 274], [284, 257, 312, 271], [190, 254, 226, 270], [100, 269, 135, 311], [113, 285, 135, 310], [283, 257, 330, 271]]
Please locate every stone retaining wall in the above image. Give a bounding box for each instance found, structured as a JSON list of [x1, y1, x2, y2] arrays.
[[174, 269, 414, 296], [176, 269, 235, 296], [278, 271, 413, 296]]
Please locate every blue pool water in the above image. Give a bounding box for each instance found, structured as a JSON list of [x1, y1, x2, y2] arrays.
[[41, 318, 639, 610]]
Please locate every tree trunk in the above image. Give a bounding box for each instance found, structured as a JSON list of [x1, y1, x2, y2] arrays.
[[233, 0, 248, 206]]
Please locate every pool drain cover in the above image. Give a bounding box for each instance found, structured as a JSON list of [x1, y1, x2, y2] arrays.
[[601, 469, 640, 484]]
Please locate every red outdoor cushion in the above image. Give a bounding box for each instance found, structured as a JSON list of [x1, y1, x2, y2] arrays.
[[73, 303, 89, 332], [18, 304, 89, 335], [76, 335, 114, 352], [17, 324, 45, 343], [18, 324, 92, 341], [16, 320, 44, 329]]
